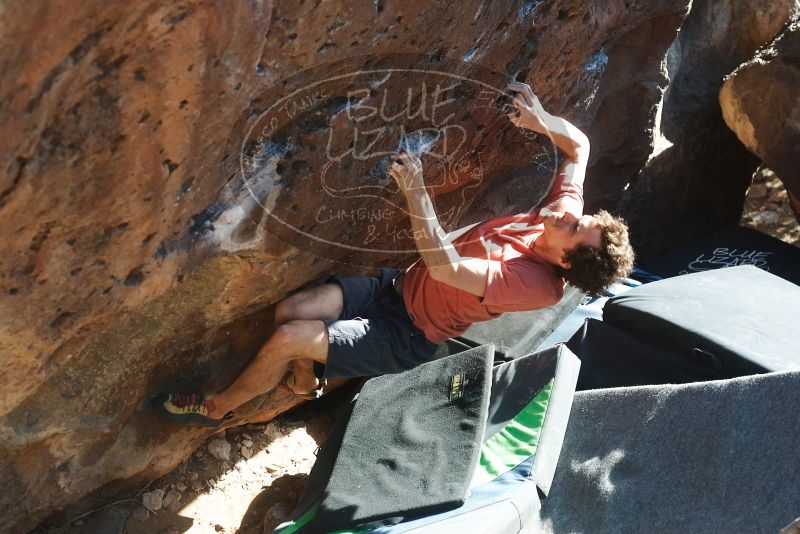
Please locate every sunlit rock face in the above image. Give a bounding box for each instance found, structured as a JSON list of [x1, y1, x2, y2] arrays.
[[720, 14, 800, 209], [0, 0, 737, 530], [609, 0, 797, 258]]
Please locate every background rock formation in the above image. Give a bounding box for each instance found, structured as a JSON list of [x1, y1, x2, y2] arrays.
[[607, 0, 798, 257], [720, 14, 800, 219], [0, 0, 794, 531]]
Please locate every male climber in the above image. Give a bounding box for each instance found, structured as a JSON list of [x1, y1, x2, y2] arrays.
[[154, 82, 634, 425]]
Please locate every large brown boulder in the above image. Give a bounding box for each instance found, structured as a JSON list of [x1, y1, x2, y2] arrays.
[[608, 0, 797, 258], [720, 15, 800, 217], [0, 0, 700, 530]]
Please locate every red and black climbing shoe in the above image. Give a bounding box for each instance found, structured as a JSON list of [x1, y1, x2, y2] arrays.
[[152, 390, 232, 427]]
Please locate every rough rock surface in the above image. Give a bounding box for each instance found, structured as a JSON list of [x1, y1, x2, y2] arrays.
[[609, 0, 797, 258], [720, 14, 800, 214], [4, 0, 772, 530]]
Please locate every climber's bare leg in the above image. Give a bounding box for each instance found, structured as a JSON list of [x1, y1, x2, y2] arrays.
[[273, 283, 343, 395], [208, 319, 329, 418], [209, 283, 344, 416], [274, 283, 344, 325]]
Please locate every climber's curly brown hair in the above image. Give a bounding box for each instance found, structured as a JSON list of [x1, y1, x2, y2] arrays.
[[557, 209, 635, 296]]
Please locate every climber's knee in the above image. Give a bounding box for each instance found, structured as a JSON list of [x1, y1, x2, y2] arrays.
[[264, 320, 329, 364], [274, 284, 344, 325]]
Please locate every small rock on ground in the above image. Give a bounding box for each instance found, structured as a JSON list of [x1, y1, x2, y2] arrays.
[[141, 488, 165, 511], [207, 438, 231, 462]]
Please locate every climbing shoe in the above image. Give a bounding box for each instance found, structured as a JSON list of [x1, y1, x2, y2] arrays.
[[152, 390, 232, 427]]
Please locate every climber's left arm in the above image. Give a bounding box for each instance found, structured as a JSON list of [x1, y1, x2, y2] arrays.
[[389, 150, 491, 298]]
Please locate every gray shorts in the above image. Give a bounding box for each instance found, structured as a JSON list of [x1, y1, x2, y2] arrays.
[[317, 268, 440, 379]]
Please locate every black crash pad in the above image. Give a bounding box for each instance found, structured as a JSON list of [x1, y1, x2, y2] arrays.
[[280, 343, 582, 534], [640, 224, 800, 286], [305, 344, 494, 532], [604, 265, 800, 376], [566, 319, 729, 390]]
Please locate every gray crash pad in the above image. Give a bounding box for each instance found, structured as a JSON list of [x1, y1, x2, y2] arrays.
[[458, 285, 584, 360], [532, 370, 800, 533]]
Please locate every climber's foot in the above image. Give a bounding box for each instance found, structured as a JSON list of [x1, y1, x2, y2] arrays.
[[278, 361, 326, 400], [291, 359, 322, 395], [152, 390, 233, 426]]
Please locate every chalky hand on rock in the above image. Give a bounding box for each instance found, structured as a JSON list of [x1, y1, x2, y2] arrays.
[[389, 148, 425, 195], [506, 81, 550, 134]]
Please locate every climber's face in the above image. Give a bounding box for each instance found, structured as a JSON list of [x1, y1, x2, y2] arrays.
[[541, 211, 602, 269]]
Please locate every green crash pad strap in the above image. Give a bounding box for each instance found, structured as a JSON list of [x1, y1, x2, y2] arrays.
[[276, 505, 370, 534]]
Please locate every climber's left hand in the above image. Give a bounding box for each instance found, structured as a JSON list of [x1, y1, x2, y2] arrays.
[[389, 149, 425, 194]]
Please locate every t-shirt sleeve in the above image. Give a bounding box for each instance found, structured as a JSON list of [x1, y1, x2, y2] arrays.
[[538, 161, 585, 218], [481, 257, 564, 312]]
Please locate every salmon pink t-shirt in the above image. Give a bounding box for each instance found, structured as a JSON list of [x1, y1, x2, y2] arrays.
[[402, 168, 584, 344]]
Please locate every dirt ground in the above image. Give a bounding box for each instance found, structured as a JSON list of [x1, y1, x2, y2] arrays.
[[740, 167, 799, 247], [34, 169, 798, 534], [34, 394, 345, 534]]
